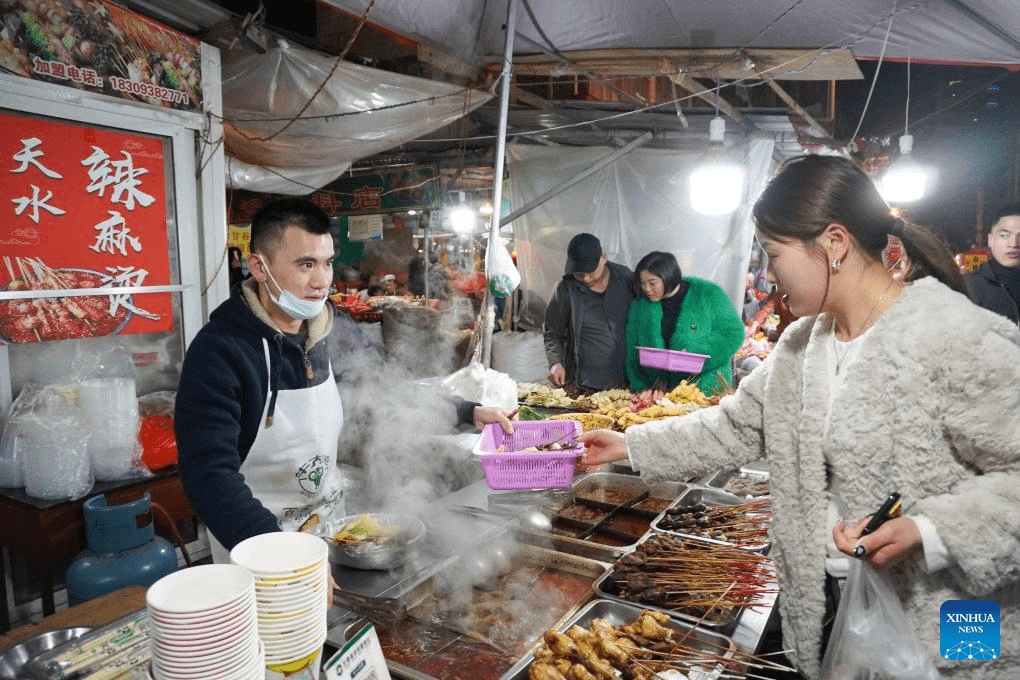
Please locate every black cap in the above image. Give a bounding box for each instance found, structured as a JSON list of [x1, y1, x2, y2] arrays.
[[564, 233, 603, 274]]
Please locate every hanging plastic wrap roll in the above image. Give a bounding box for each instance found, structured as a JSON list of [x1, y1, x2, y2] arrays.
[[221, 39, 493, 194]]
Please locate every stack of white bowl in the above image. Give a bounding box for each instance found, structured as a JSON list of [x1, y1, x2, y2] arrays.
[[230, 532, 330, 680], [145, 564, 264, 680]]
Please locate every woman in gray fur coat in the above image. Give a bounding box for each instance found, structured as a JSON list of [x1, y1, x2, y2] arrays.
[[580, 155, 1020, 679]]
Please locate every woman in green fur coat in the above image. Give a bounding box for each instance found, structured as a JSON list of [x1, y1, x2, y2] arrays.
[[626, 251, 746, 395]]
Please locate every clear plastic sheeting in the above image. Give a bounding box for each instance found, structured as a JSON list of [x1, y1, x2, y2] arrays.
[[321, 0, 1020, 68], [507, 137, 775, 330], [225, 155, 352, 196], [221, 39, 492, 194]]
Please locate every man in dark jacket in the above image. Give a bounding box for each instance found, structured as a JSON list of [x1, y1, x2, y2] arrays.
[[968, 203, 1020, 326], [175, 199, 508, 561], [543, 233, 636, 389]]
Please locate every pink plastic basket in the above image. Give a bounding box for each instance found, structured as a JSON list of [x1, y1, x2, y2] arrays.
[[473, 420, 582, 490], [637, 346, 710, 373]]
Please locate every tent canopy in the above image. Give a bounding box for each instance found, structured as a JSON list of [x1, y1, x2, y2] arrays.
[[322, 0, 1020, 69]]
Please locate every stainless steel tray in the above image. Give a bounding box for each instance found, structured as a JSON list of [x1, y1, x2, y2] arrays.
[[704, 467, 771, 498], [500, 598, 738, 680], [525, 472, 686, 559], [652, 486, 771, 552], [27, 609, 149, 680], [591, 533, 776, 634], [341, 542, 610, 680], [572, 471, 686, 513]]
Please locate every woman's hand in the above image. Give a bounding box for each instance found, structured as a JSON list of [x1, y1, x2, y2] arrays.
[[832, 515, 923, 569], [577, 429, 629, 470], [473, 406, 514, 434]]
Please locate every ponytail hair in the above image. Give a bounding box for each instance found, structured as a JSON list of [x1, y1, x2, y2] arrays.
[[754, 155, 967, 296], [895, 218, 970, 296]]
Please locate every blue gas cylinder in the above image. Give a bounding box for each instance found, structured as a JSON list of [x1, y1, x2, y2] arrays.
[[65, 492, 178, 605]]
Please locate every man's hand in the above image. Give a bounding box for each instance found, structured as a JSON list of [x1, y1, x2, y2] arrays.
[[577, 429, 628, 470], [473, 406, 514, 434], [832, 515, 922, 569], [548, 363, 566, 386]]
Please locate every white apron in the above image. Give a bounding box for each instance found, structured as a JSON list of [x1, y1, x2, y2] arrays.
[[210, 338, 344, 563]]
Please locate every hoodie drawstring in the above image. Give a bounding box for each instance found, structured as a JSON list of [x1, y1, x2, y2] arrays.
[[265, 335, 283, 427]]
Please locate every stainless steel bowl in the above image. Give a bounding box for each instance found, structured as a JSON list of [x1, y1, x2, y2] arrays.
[[0, 627, 91, 680], [327, 513, 426, 570]]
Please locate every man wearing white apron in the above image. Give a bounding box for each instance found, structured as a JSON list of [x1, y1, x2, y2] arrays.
[[175, 198, 348, 562]]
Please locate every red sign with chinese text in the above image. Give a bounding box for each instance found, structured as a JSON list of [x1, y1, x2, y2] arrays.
[[0, 0, 203, 112], [1, 112, 174, 343]]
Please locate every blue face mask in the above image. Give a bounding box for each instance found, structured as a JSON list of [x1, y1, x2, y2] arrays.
[[258, 255, 327, 321]]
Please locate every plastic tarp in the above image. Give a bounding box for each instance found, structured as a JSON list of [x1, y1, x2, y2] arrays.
[[221, 39, 492, 194], [321, 0, 1020, 67], [507, 135, 775, 330]]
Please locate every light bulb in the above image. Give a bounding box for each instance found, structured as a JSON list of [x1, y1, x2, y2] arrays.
[[449, 206, 475, 233], [689, 117, 744, 215], [880, 135, 930, 203], [690, 162, 744, 214]]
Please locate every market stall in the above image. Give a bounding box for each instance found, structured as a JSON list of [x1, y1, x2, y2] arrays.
[[0, 464, 784, 680]]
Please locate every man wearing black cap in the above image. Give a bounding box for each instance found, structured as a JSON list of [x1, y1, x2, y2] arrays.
[[543, 233, 636, 389]]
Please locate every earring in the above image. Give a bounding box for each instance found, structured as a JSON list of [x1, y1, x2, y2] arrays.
[[830, 258, 841, 272]]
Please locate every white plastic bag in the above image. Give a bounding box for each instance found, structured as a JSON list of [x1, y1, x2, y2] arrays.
[[439, 361, 517, 412], [487, 238, 520, 298], [820, 559, 940, 679], [491, 331, 549, 384]]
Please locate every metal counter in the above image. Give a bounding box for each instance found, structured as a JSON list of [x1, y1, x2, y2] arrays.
[[325, 476, 778, 671]]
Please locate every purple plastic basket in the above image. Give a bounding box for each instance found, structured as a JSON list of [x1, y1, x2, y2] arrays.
[[473, 420, 582, 490], [637, 346, 710, 373]]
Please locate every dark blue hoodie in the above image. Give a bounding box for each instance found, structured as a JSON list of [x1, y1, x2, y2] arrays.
[[174, 280, 478, 550], [174, 279, 346, 549]]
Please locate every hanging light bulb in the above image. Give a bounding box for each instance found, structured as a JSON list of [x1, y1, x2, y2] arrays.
[[690, 117, 744, 215], [879, 48, 932, 204], [880, 134, 931, 203], [448, 191, 475, 233]]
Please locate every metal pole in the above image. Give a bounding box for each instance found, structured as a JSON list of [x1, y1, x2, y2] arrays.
[[424, 211, 431, 302], [499, 131, 653, 226], [482, 0, 519, 367]]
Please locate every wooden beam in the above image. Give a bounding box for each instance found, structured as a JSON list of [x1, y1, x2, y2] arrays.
[[417, 43, 477, 79], [510, 84, 553, 110], [756, 71, 831, 138], [668, 73, 746, 124], [506, 48, 862, 81], [514, 32, 647, 106]]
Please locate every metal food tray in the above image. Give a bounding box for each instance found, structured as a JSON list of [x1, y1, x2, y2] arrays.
[[523, 472, 686, 559], [27, 609, 149, 680], [341, 542, 610, 680], [591, 533, 776, 634], [501, 599, 738, 680], [704, 467, 771, 498], [652, 487, 771, 553]]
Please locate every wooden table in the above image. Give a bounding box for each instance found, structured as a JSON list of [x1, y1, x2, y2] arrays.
[[0, 470, 195, 632], [0, 585, 146, 653]]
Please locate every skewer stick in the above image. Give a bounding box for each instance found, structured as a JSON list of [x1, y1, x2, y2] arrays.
[[3, 256, 15, 286]]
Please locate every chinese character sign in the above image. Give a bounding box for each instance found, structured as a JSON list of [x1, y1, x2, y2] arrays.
[[1, 112, 174, 343], [0, 0, 202, 112]]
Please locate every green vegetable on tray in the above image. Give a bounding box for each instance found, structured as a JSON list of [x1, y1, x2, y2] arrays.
[[516, 405, 549, 421]]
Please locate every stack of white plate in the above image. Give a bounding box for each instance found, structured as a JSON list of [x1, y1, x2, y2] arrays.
[[146, 564, 264, 680], [230, 532, 330, 680]]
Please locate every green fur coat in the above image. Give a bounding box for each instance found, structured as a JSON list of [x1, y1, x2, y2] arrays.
[[625, 277, 745, 395]]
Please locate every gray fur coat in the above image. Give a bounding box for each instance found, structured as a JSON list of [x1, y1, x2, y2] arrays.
[[626, 277, 1020, 679]]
